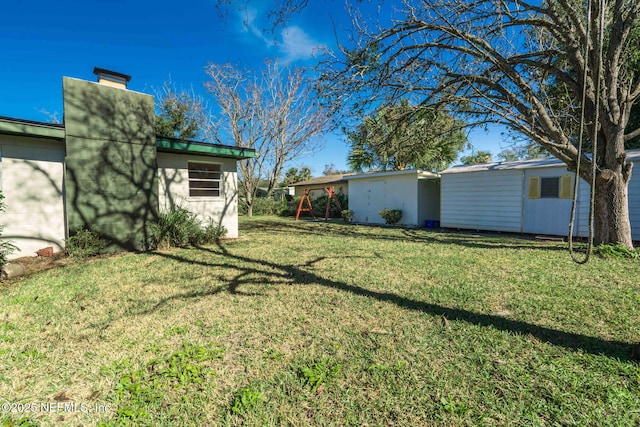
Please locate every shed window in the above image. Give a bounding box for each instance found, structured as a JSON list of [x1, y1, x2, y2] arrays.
[[188, 162, 221, 197], [540, 177, 560, 198]]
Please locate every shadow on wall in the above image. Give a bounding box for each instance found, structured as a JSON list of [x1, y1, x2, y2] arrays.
[[158, 157, 239, 237], [1, 143, 67, 257], [63, 77, 159, 251]]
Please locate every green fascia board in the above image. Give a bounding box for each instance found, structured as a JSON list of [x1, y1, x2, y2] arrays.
[[156, 137, 255, 159], [0, 116, 65, 140]]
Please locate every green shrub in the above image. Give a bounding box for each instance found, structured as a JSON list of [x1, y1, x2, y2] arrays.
[[66, 228, 106, 259], [0, 193, 17, 268], [153, 206, 226, 248], [341, 209, 354, 223], [239, 197, 289, 216], [311, 192, 348, 218], [254, 197, 288, 216], [378, 209, 403, 225], [282, 196, 302, 217], [201, 218, 228, 244]]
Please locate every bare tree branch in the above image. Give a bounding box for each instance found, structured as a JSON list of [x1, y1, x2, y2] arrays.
[[206, 61, 331, 216]]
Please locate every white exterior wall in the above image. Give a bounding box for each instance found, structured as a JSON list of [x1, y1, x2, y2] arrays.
[[157, 153, 240, 238], [348, 174, 420, 226], [0, 135, 66, 258], [628, 168, 640, 241], [522, 166, 590, 237], [441, 162, 637, 239], [440, 169, 524, 232]]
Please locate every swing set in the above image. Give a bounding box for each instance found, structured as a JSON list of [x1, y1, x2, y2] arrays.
[[295, 186, 343, 221]]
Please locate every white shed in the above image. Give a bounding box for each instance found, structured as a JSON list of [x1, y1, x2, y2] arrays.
[[440, 149, 640, 240], [345, 169, 440, 226]]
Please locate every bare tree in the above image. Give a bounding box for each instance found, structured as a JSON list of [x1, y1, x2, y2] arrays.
[[206, 61, 331, 216], [35, 108, 62, 124], [315, 0, 640, 248]]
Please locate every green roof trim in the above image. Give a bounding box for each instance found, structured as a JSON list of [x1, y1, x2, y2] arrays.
[[0, 116, 65, 140], [156, 137, 255, 159]]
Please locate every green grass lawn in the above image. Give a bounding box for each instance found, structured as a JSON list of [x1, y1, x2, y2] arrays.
[[1, 216, 640, 426]]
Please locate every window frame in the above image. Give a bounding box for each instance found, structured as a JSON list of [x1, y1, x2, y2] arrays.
[[539, 176, 560, 198], [187, 161, 222, 198]]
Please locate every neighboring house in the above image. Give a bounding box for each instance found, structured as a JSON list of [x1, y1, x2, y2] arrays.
[[345, 169, 440, 226], [440, 150, 640, 240], [254, 186, 294, 200], [0, 68, 254, 258], [290, 174, 350, 199]]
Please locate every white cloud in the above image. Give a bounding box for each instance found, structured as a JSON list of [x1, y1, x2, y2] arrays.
[[279, 26, 325, 62], [234, 8, 325, 63], [237, 7, 273, 46]]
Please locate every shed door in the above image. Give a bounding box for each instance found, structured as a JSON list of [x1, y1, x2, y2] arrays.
[[365, 179, 387, 224]]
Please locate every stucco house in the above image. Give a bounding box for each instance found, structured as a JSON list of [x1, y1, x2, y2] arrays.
[[440, 150, 640, 240], [345, 169, 440, 226], [0, 68, 254, 259]]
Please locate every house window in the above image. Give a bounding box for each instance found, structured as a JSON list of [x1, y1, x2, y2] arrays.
[[188, 162, 221, 197], [540, 177, 560, 198]]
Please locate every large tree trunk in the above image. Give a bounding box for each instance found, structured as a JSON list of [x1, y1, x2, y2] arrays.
[[593, 174, 633, 247]]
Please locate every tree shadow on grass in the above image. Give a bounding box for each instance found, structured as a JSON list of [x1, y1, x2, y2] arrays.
[[240, 218, 569, 252], [143, 242, 635, 362]]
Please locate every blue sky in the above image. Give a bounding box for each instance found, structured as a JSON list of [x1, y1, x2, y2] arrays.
[[1, 0, 506, 175]]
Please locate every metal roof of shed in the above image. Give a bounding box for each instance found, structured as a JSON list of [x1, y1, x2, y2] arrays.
[[441, 149, 640, 174], [345, 169, 440, 180]]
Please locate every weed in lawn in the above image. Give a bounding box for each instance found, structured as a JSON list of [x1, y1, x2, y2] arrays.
[[439, 396, 469, 416], [262, 348, 285, 360], [230, 384, 264, 415], [98, 342, 223, 426], [368, 361, 405, 375], [1, 417, 39, 427], [148, 342, 222, 387], [596, 243, 640, 259], [0, 323, 16, 344], [299, 358, 342, 393], [163, 325, 189, 337], [15, 348, 45, 362]]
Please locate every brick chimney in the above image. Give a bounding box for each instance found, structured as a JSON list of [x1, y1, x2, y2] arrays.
[[93, 67, 131, 90]]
